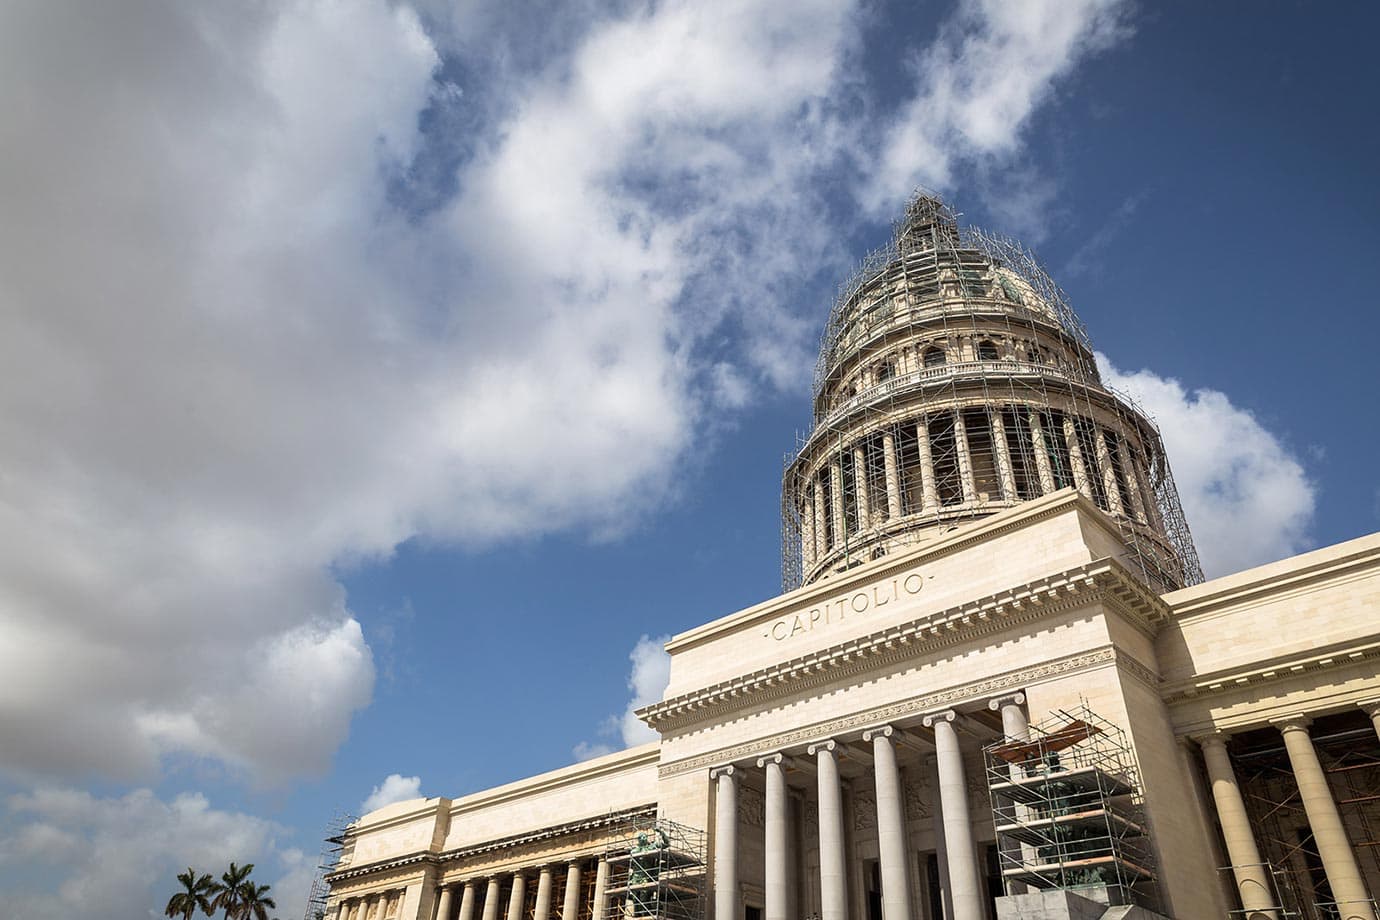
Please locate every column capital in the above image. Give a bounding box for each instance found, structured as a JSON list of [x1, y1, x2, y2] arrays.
[[756, 751, 784, 768], [709, 764, 737, 779], [1190, 730, 1231, 751], [988, 692, 1026, 710], [921, 708, 956, 728], [1270, 713, 1313, 734], [862, 724, 894, 742], [1358, 698, 1380, 718], [807, 738, 838, 756]]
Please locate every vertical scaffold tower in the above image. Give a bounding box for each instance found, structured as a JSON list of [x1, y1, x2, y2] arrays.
[[603, 817, 706, 920], [305, 811, 356, 920], [983, 706, 1160, 909], [781, 191, 1202, 593]]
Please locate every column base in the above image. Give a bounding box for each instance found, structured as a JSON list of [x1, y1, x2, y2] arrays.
[[994, 889, 1171, 920]]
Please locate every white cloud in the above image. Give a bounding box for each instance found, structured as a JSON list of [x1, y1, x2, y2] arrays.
[[1097, 354, 1316, 577], [866, 0, 1131, 218], [360, 774, 424, 814], [575, 635, 671, 759], [0, 787, 311, 920]]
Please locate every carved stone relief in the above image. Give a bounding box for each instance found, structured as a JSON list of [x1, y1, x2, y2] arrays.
[[741, 786, 765, 828]]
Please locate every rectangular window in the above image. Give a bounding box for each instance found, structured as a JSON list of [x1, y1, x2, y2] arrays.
[[928, 412, 964, 506], [1071, 417, 1109, 510], [840, 449, 860, 535], [896, 424, 923, 515], [1102, 428, 1137, 515], [1003, 408, 1039, 500], [962, 408, 1000, 502], [1040, 410, 1075, 491]]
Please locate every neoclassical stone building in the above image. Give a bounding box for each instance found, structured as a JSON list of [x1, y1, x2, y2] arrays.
[[324, 196, 1380, 920]]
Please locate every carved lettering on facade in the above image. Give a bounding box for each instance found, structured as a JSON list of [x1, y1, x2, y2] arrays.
[[764, 569, 925, 641]]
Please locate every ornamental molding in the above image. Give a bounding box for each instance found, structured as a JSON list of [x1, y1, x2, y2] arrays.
[[656, 646, 1119, 779], [1161, 640, 1380, 704], [643, 558, 1167, 735], [326, 805, 656, 884]]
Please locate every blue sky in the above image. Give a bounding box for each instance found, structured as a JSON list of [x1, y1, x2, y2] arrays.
[[1, 1, 1377, 917]]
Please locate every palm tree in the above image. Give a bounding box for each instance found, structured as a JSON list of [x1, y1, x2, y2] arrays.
[[165, 867, 215, 920], [236, 881, 276, 920], [210, 862, 254, 920]]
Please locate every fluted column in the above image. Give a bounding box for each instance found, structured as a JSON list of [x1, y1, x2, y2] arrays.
[[482, 879, 502, 920], [863, 726, 913, 920], [591, 858, 609, 920], [924, 710, 982, 920], [436, 886, 456, 920], [1063, 416, 1091, 498], [952, 412, 977, 504], [561, 864, 581, 920], [1195, 733, 1278, 919], [712, 765, 739, 920], [809, 740, 848, 920], [916, 420, 938, 512], [812, 478, 827, 557], [534, 867, 554, 920], [1093, 428, 1124, 514], [459, 882, 478, 920], [853, 445, 871, 528], [882, 432, 902, 519], [829, 460, 845, 544], [1274, 715, 1376, 920], [990, 409, 1017, 500], [759, 753, 788, 920], [801, 497, 816, 570], [1027, 411, 1056, 493], [506, 873, 527, 920]]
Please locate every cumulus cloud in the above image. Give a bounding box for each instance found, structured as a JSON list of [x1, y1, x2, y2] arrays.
[[866, 0, 1131, 221], [1098, 354, 1316, 577], [361, 774, 425, 814], [575, 635, 671, 759], [0, 787, 311, 920]]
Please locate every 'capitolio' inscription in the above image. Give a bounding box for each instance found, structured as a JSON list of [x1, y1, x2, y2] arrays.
[[763, 569, 925, 641]]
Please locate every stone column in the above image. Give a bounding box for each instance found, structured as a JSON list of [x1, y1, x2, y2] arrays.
[[533, 867, 553, 920], [989, 693, 1030, 894], [882, 431, 902, 519], [929, 756, 955, 920], [759, 753, 788, 920], [1062, 416, 1091, 498], [712, 765, 739, 920], [506, 873, 527, 920], [1093, 428, 1124, 515], [1027, 411, 1056, 494], [916, 420, 938, 513], [829, 459, 846, 544], [853, 445, 871, 528], [863, 726, 914, 920], [990, 408, 1017, 500], [1358, 700, 1380, 743], [812, 478, 827, 557], [808, 740, 848, 920], [952, 412, 977, 504], [591, 859, 609, 920], [1195, 733, 1278, 919], [1274, 716, 1376, 920], [459, 882, 478, 920], [482, 879, 502, 920], [561, 864, 581, 920], [436, 886, 455, 920], [924, 710, 983, 920]]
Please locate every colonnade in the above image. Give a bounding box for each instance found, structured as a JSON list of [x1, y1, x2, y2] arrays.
[[712, 697, 1028, 920], [798, 404, 1157, 573], [337, 858, 611, 920], [335, 889, 404, 920], [1195, 702, 1380, 920]]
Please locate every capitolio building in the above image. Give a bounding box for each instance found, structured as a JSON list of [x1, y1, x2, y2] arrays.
[[321, 195, 1380, 920]]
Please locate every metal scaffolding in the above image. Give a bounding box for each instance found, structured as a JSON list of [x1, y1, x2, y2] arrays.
[[781, 191, 1201, 594], [305, 811, 357, 920], [983, 706, 1160, 910], [603, 817, 706, 920]]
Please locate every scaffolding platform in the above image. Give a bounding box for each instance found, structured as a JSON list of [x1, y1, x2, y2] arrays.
[[602, 817, 706, 920], [985, 706, 1160, 910]]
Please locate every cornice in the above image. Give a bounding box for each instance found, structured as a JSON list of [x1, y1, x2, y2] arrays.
[[1161, 640, 1380, 705], [327, 805, 657, 884], [643, 558, 1167, 734], [656, 645, 1127, 778]]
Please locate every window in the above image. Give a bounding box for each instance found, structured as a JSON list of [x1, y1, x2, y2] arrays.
[[923, 346, 946, 368], [977, 339, 1000, 361], [876, 359, 896, 383]]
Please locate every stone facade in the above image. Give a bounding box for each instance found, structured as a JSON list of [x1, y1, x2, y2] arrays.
[[324, 196, 1380, 920]]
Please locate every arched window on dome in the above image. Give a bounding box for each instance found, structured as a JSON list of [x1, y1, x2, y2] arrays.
[[876, 359, 896, 383], [923, 346, 946, 368], [977, 339, 1000, 361]]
